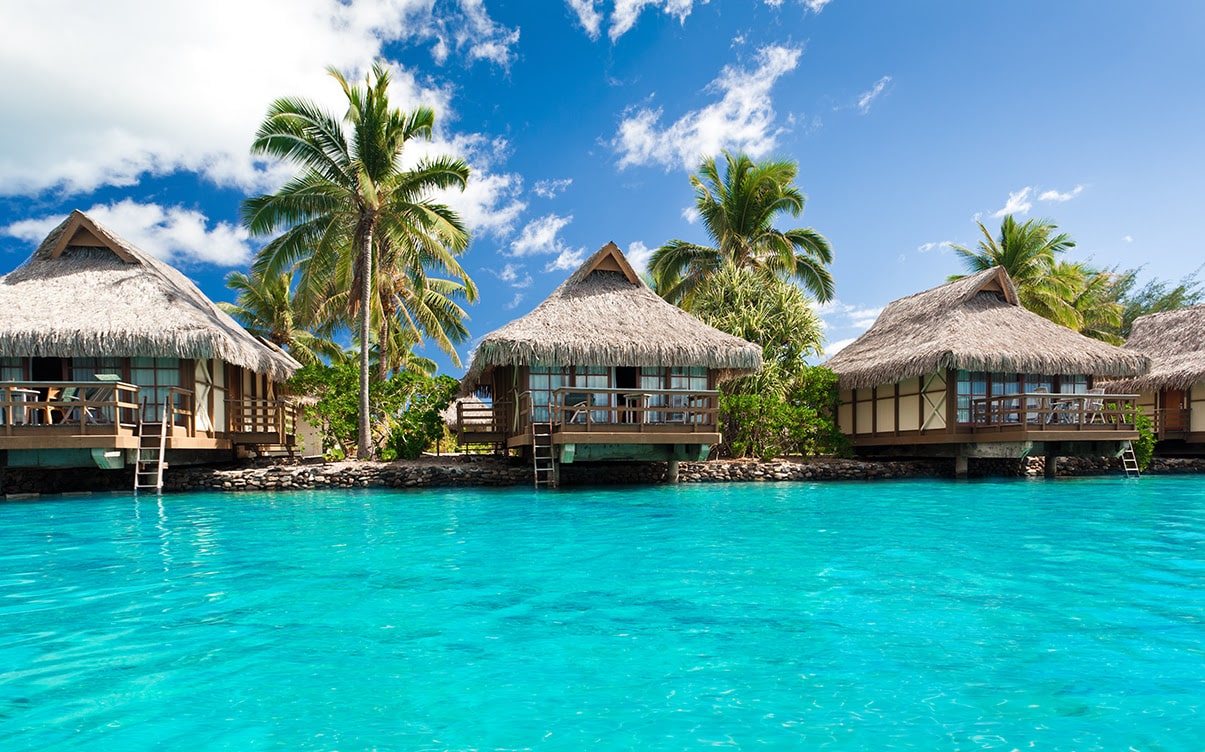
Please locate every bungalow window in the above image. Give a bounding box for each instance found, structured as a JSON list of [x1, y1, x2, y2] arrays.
[[130, 357, 181, 422], [642, 367, 666, 422], [668, 366, 708, 423], [0, 357, 23, 382], [957, 370, 1088, 423], [71, 357, 123, 381], [572, 366, 610, 423], [528, 365, 564, 423]]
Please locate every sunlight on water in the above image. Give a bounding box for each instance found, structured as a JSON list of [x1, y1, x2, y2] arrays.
[[2, 477, 1204, 750]]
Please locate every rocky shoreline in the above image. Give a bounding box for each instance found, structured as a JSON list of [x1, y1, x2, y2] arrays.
[[3, 453, 1204, 497]]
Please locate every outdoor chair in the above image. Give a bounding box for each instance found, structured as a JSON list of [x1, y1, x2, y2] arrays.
[[563, 392, 589, 424], [1026, 387, 1049, 424], [1083, 387, 1106, 424], [28, 387, 63, 425]]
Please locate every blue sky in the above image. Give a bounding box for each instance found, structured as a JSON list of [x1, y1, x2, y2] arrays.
[[2, 0, 1203, 375]]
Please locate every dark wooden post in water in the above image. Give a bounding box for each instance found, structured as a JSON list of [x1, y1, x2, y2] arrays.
[[954, 455, 968, 479], [666, 459, 680, 484], [1044, 455, 1058, 478]]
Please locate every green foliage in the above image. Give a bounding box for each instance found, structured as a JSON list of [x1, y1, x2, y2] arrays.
[[1107, 265, 1204, 338], [718, 366, 849, 460], [691, 266, 824, 398], [949, 215, 1080, 328], [383, 374, 459, 460], [1131, 411, 1156, 472], [288, 364, 456, 459], [243, 62, 475, 458], [651, 150, 833, 308]]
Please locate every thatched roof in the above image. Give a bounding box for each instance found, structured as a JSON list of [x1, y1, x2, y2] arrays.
[[824, 267, 1149, 390], [0, 210, 300, 381], [461, 242, 762, 386], [1104, 304, 1205, 391]]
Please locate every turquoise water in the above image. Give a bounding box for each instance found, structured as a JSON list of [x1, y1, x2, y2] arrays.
[[2, 478, 1204, 750]]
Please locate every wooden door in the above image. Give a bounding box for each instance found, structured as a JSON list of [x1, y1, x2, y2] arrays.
[[1163, 389, 1186, 432]]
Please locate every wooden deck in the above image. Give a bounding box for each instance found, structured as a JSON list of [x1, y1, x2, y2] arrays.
[[460, 387, 722, 449], [0, 382, 294, 451], [852, 391, 1141, 448]]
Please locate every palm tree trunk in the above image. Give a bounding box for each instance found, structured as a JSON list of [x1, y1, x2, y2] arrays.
[[358, 229, 373, 460]]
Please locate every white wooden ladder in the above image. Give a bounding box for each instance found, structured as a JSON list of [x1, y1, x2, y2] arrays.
[[134, 398, 169, 495], [532, 421, 557, 489], [1121, 441, 1141, 478]]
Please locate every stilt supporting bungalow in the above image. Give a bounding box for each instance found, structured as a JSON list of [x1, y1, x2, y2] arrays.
[[824, 267, 1150, 474], [0, 211, 301, 475], [458, 242, 762, 486]]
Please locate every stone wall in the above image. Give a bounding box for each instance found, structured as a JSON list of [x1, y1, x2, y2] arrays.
[[3, 453, 1202, 497]]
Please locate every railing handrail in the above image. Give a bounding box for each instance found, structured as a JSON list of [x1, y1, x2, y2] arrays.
[[965, 391, 1139, 430]]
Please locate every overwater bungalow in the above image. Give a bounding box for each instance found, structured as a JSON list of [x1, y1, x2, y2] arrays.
[[1104, 304, 1205, 451], [0, 210, 300, 476], [823, 267, 1149, 475], [457, 242, 762, 485]]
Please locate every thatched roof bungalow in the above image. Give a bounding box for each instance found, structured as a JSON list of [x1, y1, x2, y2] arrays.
[[0, 210, 301, 471], [1105, 304, 1205, 444], [824, 267, 1148, 471], [459, 242, 761, 478]]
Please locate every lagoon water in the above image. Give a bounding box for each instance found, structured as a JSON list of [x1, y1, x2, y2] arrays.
[[2, 477, 1204, 750]]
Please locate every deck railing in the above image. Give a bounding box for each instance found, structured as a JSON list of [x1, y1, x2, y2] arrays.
[[968, 392, 1139, 431], [227, 397, 296, 442], [1147, 407, 1191, 438], [0, 381, 141, 435], [0, 381, 294, 445], [513, 387, 720, 433]]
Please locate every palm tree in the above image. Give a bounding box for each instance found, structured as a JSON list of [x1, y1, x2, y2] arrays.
[[1054, 261, 1125, 345], [650, 151, 834, 309], [218, 268, 342, 366], [242, 62, 474, 458], [949, 215, 1079, 327], [689, 264, 824, 397]]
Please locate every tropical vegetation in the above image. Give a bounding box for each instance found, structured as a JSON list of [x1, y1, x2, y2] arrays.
[[218, 268, 342, 366], [652, 158, 845, 459], [288, 362, 458, 460], [649, 151, 834, 309], [242, 62, 475, 459], [950, 215, 1202, 346]]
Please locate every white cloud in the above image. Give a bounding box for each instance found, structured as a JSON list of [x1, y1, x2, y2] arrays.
[[822, 337, 854, 358], [421, 135, 527, 239], [917, 240, 953, 254], [627, 240, 656, 273], [1038, 184, 1084, 203], [682, 206, 701, 223], [546, 249, 588, 271], [815, 300, 883, 330], [493, 263, 533, 288], [992, 187, 1033, 218], [0, 0, 518, 198], [609, 0, 701, 42], [533, 178, 573, 199], [857, 75, 892, 113], [814, 298, 882, 359], [566, 0, 604, 39], [510, 214, 574, 257], [3, 199, 253, 267], [804, 0, 833, 11], [1124, 235, 1134, 243], [613, 44, 801, 170], [505, 292, 525, 310]]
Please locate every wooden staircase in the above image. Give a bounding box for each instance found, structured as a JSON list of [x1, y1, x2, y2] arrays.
[[532, 421, 557, 489], [134, 398, 169, 495], [1120, 441, 1141, 478]]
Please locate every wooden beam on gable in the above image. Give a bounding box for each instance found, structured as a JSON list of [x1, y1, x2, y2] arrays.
[[48, 210, 137, 263], [580, 241, 640, 284]]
